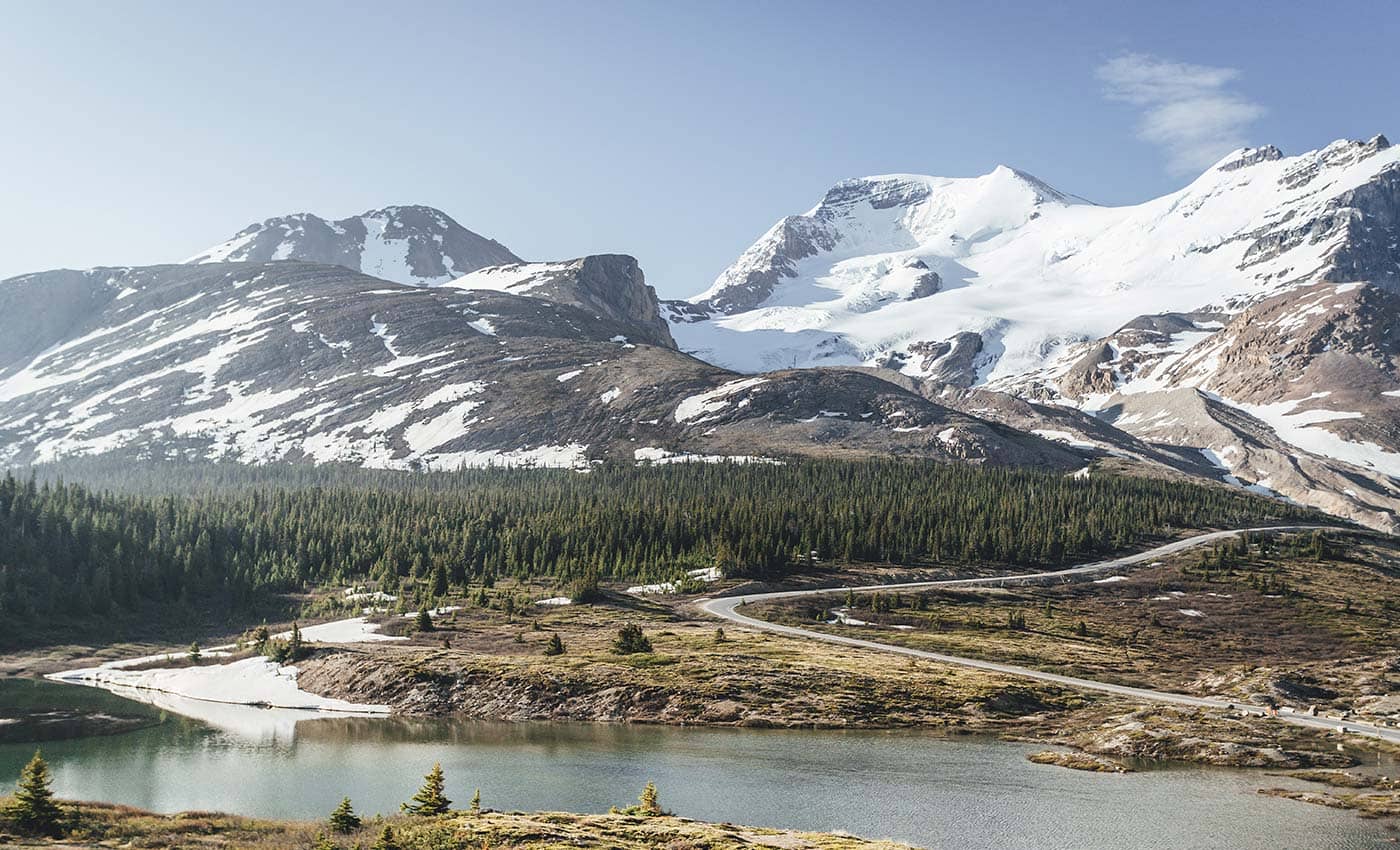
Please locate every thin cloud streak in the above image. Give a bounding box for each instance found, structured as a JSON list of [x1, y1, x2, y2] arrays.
[[1097, 53, 1266, 176]]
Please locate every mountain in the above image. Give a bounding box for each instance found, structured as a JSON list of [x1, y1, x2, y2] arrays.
[[669, 136, 1400, 531], [5, 132, 1398, 532], [187, 205, 521, 285], [0, 261, 1085, 473]]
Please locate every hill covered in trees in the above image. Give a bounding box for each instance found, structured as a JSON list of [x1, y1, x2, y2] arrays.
[[0, 460, 1317, 648]]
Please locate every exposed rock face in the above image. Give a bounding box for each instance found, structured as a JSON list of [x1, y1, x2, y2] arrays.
[[1324, 160, 1400, 291], [187, 205, 521, 285], [906, 332, 983, 386], [450, 255, 676, 348], [1051, 312, 1226, 400], [905, 259, 943, 299], [1216, 145, 1284, 172], [695, 215, 841, 314], [1095, 389, 1400, 533]]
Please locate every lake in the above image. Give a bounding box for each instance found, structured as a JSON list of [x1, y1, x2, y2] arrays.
[[0, 678, 1392, 849]]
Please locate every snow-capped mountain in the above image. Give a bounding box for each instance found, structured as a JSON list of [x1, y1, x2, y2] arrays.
[[3, 132, 1397, 532], [187, 205, 520, 285], [669, 135, 1400, 530], [0, 261, 1083, 474], [674, 136, 1396, 380]]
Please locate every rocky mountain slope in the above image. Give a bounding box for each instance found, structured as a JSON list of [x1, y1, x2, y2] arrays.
[[0, 261, 1084, 472], [187, 204, 520, 285], [669, 136, 1400, 530]]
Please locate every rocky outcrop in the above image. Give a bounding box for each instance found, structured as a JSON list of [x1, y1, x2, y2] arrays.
[[905, 260, 943, 299], [694, 215, 841, 314], [906, 332, 983, 386], [453, 255, 676, 348]]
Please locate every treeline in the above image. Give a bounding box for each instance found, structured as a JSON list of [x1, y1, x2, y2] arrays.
[[0, 459, 1315, 636]]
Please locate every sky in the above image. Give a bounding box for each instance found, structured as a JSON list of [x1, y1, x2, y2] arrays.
[[2, 0, 1397, 297]]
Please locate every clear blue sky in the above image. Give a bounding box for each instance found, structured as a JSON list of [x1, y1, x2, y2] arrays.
[[3, 0, 1396, 296]]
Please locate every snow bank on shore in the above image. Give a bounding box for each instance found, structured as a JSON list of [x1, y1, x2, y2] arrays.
[[49, 656, 390, 714], [43, 609, 446, 723]]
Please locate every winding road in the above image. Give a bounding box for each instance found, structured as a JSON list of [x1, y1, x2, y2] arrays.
[[700, 525, 1400, 745]]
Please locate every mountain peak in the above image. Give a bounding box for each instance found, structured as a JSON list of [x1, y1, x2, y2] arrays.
[[691, 165, 1080, 313], [187, 206, 521, 286]]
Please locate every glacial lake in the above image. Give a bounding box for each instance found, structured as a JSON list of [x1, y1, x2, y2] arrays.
[[0, 678, 1393, 850]]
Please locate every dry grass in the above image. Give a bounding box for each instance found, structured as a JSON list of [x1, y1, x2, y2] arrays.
[[0, 799, 918, 850], [297, 591, 1094, 730], [751, 533, 1400, 714]]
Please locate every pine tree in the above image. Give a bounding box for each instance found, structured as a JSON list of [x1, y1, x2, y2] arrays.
[[613, 624, 651, 655], [371, 824, 400, 850], [638, 781, 662, 816], [402, 762, 451, 815], [328, 796, 361, 833], [543, 633, 565, 656], [289, 621, 303, 661], [416, 606, 434, 633], [4, 750, 63, 836]]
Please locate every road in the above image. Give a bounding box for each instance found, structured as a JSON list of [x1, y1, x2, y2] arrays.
[[700, 525, 1400, 745]]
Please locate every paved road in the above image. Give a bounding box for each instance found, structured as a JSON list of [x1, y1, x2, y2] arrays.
[[700, 525, 1400, 745]]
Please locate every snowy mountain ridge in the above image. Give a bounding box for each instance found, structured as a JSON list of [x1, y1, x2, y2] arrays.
[[676, 135, 1398, 380], [188, 204, 521, 286]]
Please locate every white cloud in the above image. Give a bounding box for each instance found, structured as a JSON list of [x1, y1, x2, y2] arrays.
[[1097, 53, 1266, 176]]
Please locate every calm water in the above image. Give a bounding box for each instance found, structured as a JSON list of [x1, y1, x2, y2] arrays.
[[0, 678, 1393, 850]]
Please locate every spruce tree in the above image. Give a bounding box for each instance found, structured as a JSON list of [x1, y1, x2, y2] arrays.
[[371, 824, 400, 850], [4, 750, 63, 836], [469, 788, 481, 816], [613, 624, 651, 655], [328, 796, 361, 833], [289, 621, 304, 661], [543, 634, 565, 656], [402, 762, 451, 815], [416, 606, 434, 633], [638, 781, 662, 816]]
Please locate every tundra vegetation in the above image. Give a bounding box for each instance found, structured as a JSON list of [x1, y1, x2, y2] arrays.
[[0, 762, 910, 850]]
